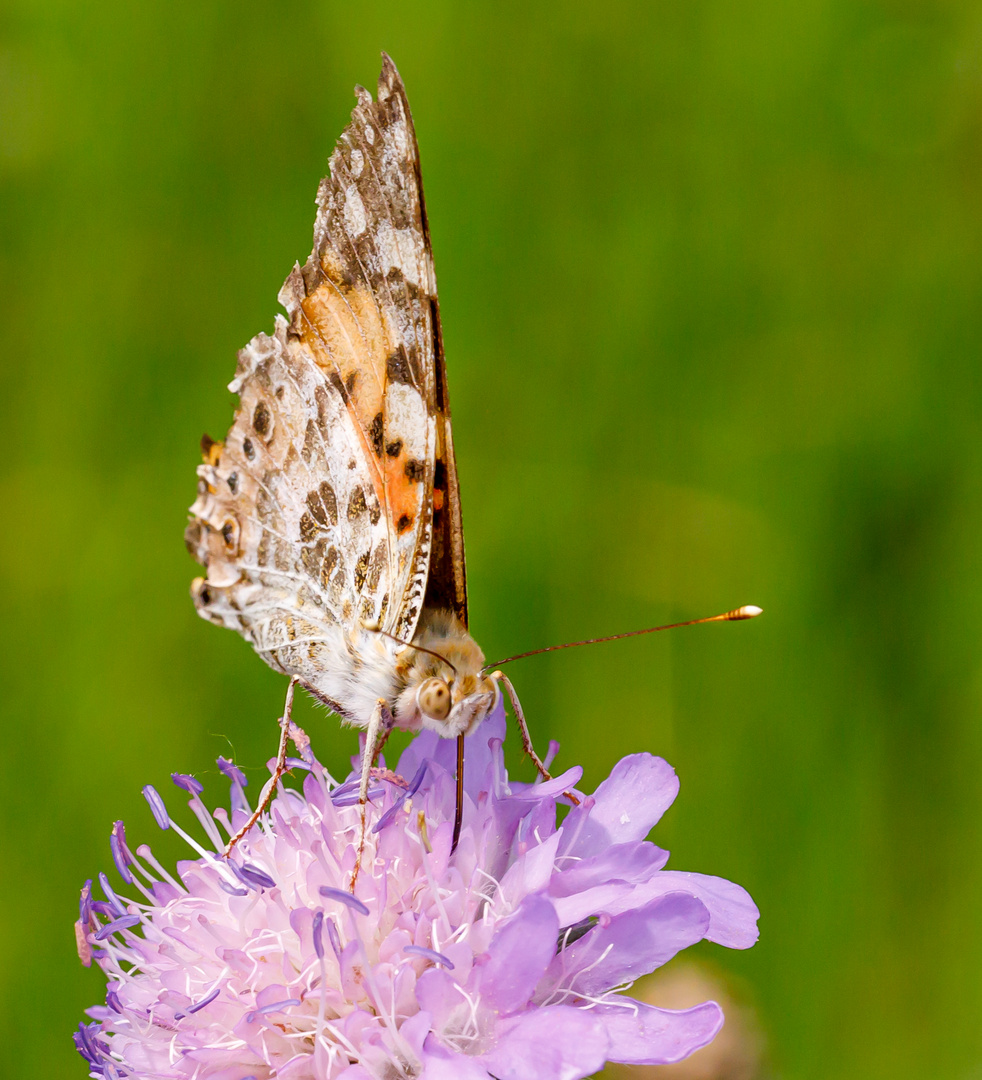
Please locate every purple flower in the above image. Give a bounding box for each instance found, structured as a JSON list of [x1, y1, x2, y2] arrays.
[[75, 704, 758, 1079]]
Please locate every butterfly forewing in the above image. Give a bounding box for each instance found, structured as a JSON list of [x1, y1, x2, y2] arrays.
[[186, 56, 465, 703]]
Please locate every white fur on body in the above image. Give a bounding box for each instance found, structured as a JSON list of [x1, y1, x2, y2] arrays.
[[246, 607, 498, 740]]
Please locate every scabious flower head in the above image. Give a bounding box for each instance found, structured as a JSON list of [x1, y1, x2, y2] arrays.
[[75, 705, 758, 1079]]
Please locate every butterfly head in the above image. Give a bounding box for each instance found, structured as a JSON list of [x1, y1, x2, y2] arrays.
[[414, 669, 499, 738], [395, 611, 499, 738]]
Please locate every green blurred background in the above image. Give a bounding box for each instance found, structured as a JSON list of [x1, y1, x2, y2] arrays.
[[3, 1, 981, 1077]]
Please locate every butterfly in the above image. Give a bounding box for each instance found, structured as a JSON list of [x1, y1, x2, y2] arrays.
[[185, 55, 546, 863]]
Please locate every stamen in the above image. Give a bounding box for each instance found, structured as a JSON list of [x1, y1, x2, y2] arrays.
[[311, 910, 326, 960], [319, 886, 369, 916], [98, 872, 127, 917], [175, 780, 226, 853], [171, 773, 204, 795], [331, 778, 386, 806], [373, 761, 428, 833], [110, 822, 134, 883], [79, 879, 93, 923], [217, 757, 248, 786], [95, 914, 142, 941], [216, 878, 249, 897], [237, 863, 276, 890], [417, 811, 432, 854], [325, 917, 342, 959], [405, 945, 454, 969], [142, 785, 170, 829], [541, 740, 560, 774], [217, 756, 251, 816], [186, 986, 221, 1015], [257, 998, 301, 1015]]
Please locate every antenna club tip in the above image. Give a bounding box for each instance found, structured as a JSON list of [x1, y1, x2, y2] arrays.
[[732, 604, 763, 619]]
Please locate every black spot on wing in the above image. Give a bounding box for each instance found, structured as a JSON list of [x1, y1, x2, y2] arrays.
[[347, 487, 367, 520], [404, 459, 425, 483], [386, 347, 413, 385], [299, 512, 319, 543], [306, 481, 338, 527], [253, 401, 271, 439], [370, 412, 384, 457], [367, 544, 386, 593], [301, 539, 342, 591]]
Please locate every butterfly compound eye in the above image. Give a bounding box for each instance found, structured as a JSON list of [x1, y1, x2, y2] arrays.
[[417, 677, 452, 721]]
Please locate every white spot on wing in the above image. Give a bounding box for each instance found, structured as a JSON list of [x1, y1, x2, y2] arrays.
[[343, 185, 367, 236], [384, 382, 429, 458], [349, 149, 364, 178], [376, 221, 421, 287], [389, 118, 409, 157]]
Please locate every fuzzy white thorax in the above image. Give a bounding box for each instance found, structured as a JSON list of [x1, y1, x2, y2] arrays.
[[307, 609, 498, 739]]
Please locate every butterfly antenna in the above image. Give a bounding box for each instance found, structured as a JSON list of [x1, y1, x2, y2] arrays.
[[376, 629, 459, 677], [482, 605, 763, 671]]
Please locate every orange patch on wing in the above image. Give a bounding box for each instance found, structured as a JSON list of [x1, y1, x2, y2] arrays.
[[383, 451, 423, 532], [201, 435, 223, 466], [301, 279, 389, 415], [299, 270, 402, 508]]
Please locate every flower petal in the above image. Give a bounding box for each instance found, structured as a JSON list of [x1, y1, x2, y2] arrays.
[[509, 765, 583, 801], [415, 968, 464, 1028], [335, 1066, 376, 1080], [597, 997, 724, 1065], [555, 892, 710, 995], [549, 841, 668, 898], [499, 830, 561, 900], [551, 868, 758, 950], [651, 870, 759, 948], [422, 1040, 493, 1080], [480, 894, 559, 1015], [479, 1004, 609, 1080], [559, 754, 678, 858]]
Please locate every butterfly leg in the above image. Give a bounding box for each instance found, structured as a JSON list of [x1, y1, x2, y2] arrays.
[[350, 697, 393, 890], [371, 718, 395, 768], [222, 676, 299, 858], [492, 671, 580, 805]]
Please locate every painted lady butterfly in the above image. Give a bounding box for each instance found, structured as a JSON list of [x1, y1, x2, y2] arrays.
[[185, 55, 537, 857]]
